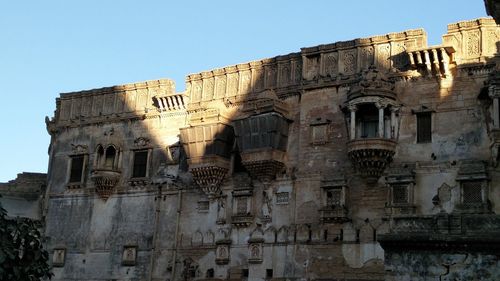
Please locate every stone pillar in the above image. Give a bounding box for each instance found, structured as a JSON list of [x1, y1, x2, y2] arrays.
[[376, 102, 386, 138], [431, 49, 440, 76], [440, 48, 450, 77], [489, 85, 500, 129], [494, 97, 499, 129], [390, 107, 399, 139], [348, 105, 357, 140], [423, 50, 432, 77]]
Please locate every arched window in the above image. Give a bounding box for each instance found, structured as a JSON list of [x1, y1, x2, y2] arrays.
[[105, 146, 116, 169]]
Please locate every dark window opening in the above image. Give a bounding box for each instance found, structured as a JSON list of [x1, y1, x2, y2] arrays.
[[323, 229, 328, 241], [69, 155, 84, 183], [104, 146, 116, 169], [232, 150, 246, 173], [392, 185, 409, 204], [326, 189, 341, 207], [357, 104, 379, 138], [132, 150, 148, 178], [417, 112, 432, 143], [242, 269, 249, 278], [206, 268, 214, 278], [462, 181, 483, 205], [266, 269, 273, 279]]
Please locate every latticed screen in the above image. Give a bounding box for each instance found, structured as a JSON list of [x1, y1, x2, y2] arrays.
[[327, 189, 342, 206], [276, 192, 289, 204], [462, 181, 483, 204], [198, 201, 209, 211], [237, 197, 248, 214], [392, 185, 408, 204], [69, 155, 84, 183]]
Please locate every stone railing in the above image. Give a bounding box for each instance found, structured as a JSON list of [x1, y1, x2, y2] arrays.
[[54, 79, 177, 125]]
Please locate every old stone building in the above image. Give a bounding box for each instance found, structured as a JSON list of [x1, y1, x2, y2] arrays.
[[43, 17, 500, 280]]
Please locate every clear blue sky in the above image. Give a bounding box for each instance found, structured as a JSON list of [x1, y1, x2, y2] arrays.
[[0, 0, 488, 182]]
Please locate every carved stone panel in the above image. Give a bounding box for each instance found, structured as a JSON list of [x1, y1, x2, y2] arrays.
[[323, 52, 338, 78], [360, 46, 374, 70], [81, 96, 92, 117], [52, 248, 66, 267], [265, 65, 277, 88], [341, 50, 357, 75], [304, 55, 319, 80], [279, 63, 290, 87], [377, 43, 391, 71], [71, 98, 81, 119], [239, 71, 252, 95], [215, 244, 230, 264], [253, 68, 264, 91], [191, 80, 203, 103], [227, 72, 239, 97], [466, 31, 481, 58], [202, 77, 215, 101], [214, 76, 227, 99], [248, 243, 263, 263], [392, 41, 408, 69], [122, 246, 137, 266]]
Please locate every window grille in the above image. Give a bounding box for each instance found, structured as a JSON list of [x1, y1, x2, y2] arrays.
[[462, 181, 483, 205], [326, 189, 342, 206], [417, 113, 432, 143], [392, 185, 409, 204]]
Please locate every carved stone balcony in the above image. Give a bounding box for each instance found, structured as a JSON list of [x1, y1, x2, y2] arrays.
[[91, 169, 121, 200], [233, 112, 289, 182], [347, 138, 397, 182], [319, 206, 350, 223], [231, 214, 253, 227], [180, 115, 234, 198], [240, 149, 286, 182]]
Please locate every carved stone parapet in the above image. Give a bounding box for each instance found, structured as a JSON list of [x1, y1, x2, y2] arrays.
[[347, 138, 397, 182], [91, 169, 121, 200]]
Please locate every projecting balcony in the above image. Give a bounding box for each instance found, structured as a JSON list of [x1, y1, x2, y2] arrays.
[[347, 138, 397, 182], [319, 206, 350, 223], [91, 169, 121, 200]]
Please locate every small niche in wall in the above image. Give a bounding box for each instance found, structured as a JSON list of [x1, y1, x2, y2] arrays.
[[310, 118, 331, 145], [52, 248, 66, 267], [122, 246, 137, 266]]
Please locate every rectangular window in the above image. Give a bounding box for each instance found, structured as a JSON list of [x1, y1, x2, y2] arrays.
[[361, 120, 378, 138], [69, 155, 85, 183], [326, 189, 342, 206], [132, 150, 148, 178], [392, 185, 409, 205], [197, 201, 209, 212], [462, 181, 483, 205], [237, 197, 248, 215], [266, 269, 273, 279], [417, 113, 432, 143], [276, 192, 289, 204]]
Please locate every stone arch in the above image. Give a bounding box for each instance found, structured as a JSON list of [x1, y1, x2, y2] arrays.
[[277, 226, 288, 243], [343, 222, 357, 242], [359, 222, 375, 243], [296, 224, 310, 243], [264, 226, 277, 243], [204, 230, 215, 245], [192, 230, 203, 246]]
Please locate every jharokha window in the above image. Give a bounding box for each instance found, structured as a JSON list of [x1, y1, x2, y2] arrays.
[[69, 155, 85, 183], [132, 150, 149, 178]]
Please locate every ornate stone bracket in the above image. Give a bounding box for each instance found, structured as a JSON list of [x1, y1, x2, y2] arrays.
[[347, 139, 397, 182], [91, 169, 121, 200]]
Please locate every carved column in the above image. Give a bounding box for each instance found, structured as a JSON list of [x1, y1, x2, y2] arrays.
[[348, 104, 357, 140], [494, 97, 499, 129], [440, 48, 451, 77], [390, 107, 399, 139], [489, 85, 500, 129], [431, 49, 441, 76], [423, 50, 432, 77], [376, 102, 386, 138]]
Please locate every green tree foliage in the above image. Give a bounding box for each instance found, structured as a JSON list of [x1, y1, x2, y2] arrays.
[[0, 201, 52, 280]]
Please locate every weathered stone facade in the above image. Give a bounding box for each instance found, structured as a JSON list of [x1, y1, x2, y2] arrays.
[[0, 172, 47, 220], [43, 18, 500, 280]]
